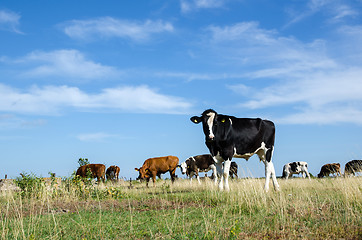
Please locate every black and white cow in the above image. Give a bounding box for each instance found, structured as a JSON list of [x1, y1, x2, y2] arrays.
[[191, 109, 280, 191], [282, 161, 310, 179], [179, 154, 216, 183]]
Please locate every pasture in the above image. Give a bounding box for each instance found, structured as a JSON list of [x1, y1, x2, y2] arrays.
[[0, 176, 361, 239]]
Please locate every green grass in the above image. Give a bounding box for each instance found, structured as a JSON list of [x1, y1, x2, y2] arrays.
[[1, 176, 361, 239]]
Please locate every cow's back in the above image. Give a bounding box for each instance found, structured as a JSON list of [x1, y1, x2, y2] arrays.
[[76, 164, 105, 178], [145, 156, 179, 173]]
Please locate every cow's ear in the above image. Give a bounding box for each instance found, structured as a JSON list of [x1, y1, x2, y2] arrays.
[[135, 168, 139, 171], [190, 116, 202, 124]]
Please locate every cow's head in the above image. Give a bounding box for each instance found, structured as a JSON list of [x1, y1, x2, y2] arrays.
[[179, 161, 188, 175], [135, 167, 151, 181], [191, 109, 232, 141], [191, 109, 218, 140]]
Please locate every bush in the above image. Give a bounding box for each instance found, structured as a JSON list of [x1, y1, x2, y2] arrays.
[[14, 172, 44, 198]]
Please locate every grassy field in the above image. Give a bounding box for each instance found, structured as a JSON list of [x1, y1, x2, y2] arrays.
[[0, 176, 361, 239]]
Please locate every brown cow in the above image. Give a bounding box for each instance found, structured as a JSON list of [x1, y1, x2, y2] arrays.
[[106, 165, 120, 182], [76, 164, 106, 182], [135, 155, 179, 187], [317, 163, 342, 178], [344, 160, 362, 176]]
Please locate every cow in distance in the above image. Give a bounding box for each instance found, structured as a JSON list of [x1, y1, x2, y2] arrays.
[[135, 156, 179, 187], [179, 154, 217, 184], [344, 160, 362, 177], [282, 161, 311, 179], [317, 163, 342, 178], [76, 164, 106, 182], [106, 165, 120, 182]]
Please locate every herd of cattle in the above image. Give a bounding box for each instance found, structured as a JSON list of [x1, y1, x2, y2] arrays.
[[76, 157, 362, 186], [66, 109, 361, 191]]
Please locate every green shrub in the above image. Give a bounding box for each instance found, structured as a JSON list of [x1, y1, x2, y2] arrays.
[[14, 172, 44, 198]]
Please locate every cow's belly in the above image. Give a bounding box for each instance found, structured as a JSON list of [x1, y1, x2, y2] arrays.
[[233, 142, 268, 160], [198, 166, 212, 172]]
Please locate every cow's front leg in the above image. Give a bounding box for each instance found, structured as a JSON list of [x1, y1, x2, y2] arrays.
[[214, 160, 223, 190], [223, 160, 231, 191], [210, 164, 217, 183], [305, 170, 311, 180]]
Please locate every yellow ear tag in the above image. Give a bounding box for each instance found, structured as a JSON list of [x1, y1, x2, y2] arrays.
[[221, 119, 226, 123], [194, 119, 198, 123]]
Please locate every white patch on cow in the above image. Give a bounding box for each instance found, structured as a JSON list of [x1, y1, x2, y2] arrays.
[[229, 118, 232, 125], [180, 162, 187, 174], [233, 142, 268, 160], [206, 112, 216, 139]]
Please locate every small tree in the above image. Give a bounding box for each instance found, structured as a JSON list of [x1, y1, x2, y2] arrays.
[[78, 158, 90, 167]]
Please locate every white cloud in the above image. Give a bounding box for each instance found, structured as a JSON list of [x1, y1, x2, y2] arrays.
[[0, 84, 192, 115], [284, 0, 358, 28], [181, 0, 225, 13], [243, 68, 362, 108], [235, 67, 362, 124], [16, 49, 120, 80], [331, 4, 358, 21], [0, 9, 23, 34], [277, 107, 362, 125], [62, 17, 174, 42], [207, 22, 277, 43]]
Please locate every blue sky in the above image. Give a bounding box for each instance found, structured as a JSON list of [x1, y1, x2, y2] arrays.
[[1, 0, 362, 180]]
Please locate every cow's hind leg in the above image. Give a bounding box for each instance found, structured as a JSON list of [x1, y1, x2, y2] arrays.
[[260, 148, 280, 191], [170, 169, 176, 183]]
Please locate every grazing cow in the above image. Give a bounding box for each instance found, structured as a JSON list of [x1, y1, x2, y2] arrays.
[[191, 109, 279, 191], [135, 156, 179, 187], [229, 162, 238, 179], [180, 154, 217, 183], [106, 165, 120, 182], [76, 164, 106, 182], [344, 160, 362, 176], [282, 161, 310, 179], [317, 163, 342, 178]]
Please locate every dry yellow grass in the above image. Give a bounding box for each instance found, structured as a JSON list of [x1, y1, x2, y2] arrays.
[[0, 176, 361, 239]]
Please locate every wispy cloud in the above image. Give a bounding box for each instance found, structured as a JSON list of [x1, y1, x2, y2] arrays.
[[0, 9, 23, 34], [0, 84, 192, 115], [76, 132, 117, 142], [180, 0, 226, 13], [284, 0, 358, 29], [61, 17, 174, 42], [0, 114, 47, 130], [17, 49, 120, 80], [205, 21, 336, 73]]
